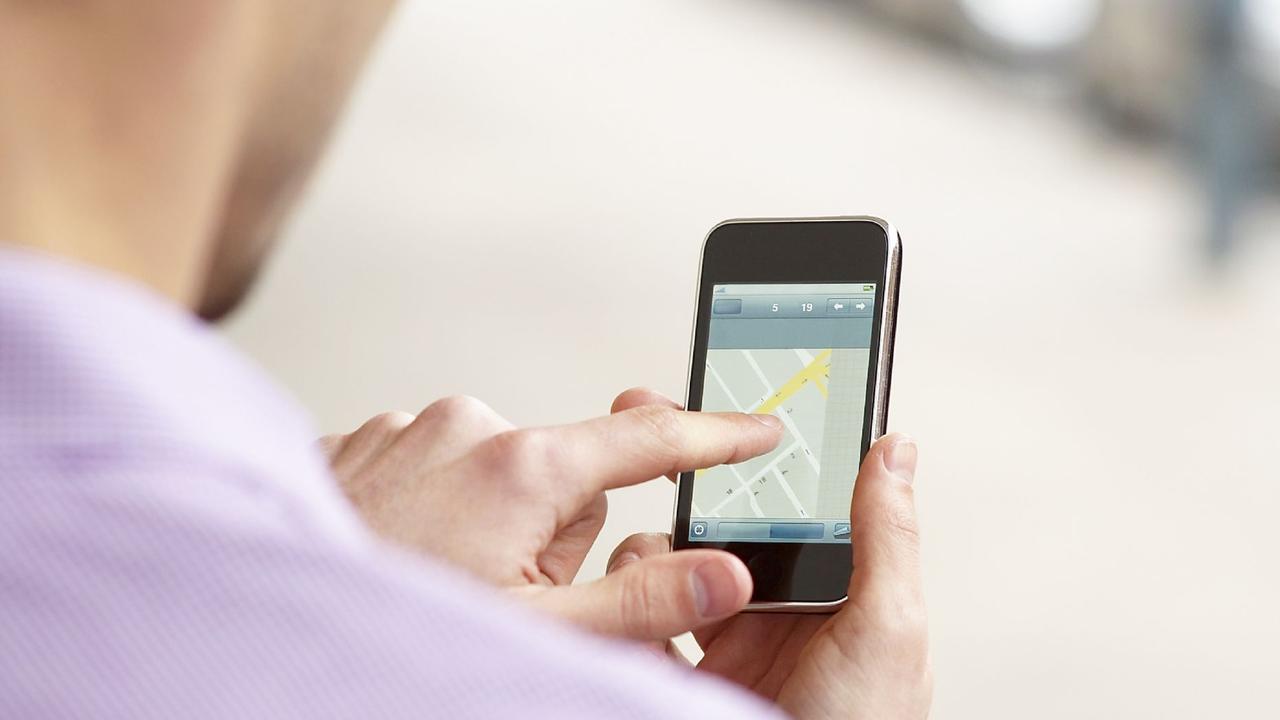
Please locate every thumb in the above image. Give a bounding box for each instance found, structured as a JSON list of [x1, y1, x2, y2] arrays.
[[848, 433, 924, 611], [527, 548, 751, 641], [789, 436, 931, 720]]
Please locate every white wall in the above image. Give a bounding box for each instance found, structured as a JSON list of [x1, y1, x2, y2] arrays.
[[225, 1, 1280, 716]]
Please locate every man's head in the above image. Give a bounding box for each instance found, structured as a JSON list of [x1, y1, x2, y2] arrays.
[[0, 1, 396, 320]]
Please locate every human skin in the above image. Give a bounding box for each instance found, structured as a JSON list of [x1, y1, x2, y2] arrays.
[[606, 389, 933, 720], [320, 397, 782, 639], [1, 3, 931, 717], [322, 388, 933, 719], [0, 1, 394, 318]]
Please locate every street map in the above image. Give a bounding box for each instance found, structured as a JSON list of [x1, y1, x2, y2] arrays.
[[694, 347, 869, 521]]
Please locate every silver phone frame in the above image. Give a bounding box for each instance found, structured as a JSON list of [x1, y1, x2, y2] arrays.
[[670, 215, 902, 613]]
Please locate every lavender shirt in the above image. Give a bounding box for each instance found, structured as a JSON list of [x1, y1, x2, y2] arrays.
[[0, 249, 782, 719]]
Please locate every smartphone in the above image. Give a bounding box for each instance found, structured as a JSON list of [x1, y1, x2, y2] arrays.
[[671, 217, 901, 612]]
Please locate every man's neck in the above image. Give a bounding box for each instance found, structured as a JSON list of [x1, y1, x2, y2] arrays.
[[0, 3, 259, 308]]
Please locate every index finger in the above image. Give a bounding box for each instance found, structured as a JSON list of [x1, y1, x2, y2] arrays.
[[609, 387, 685, 482], [509, 405, 783, 512]]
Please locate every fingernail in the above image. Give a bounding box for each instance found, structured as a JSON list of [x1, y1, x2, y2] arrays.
[[883, 437, 918, 484], [692, 560, 742, 618], [608, 551, 640, 573], [751, 413, 782, 430]]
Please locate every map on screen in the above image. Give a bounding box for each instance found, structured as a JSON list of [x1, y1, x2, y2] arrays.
[[689, 283, 874, 543]]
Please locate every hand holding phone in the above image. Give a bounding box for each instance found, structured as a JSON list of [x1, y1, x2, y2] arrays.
[[609, 404, 929, 720], [605, 218, 928, 716]]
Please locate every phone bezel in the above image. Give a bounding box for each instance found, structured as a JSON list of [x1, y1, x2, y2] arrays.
[[671, 216, 901, 612]]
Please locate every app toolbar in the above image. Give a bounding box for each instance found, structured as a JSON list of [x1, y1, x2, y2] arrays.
[[712, 295, 874, 319]]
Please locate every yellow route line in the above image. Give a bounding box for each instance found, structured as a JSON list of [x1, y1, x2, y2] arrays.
[[752, 350, 831, 415]]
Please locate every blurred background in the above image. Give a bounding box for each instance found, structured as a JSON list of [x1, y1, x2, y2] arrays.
[[224, 1, 1280, 717]]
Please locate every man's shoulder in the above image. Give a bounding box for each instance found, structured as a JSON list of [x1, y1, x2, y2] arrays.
[[0, 247, 369, 543]]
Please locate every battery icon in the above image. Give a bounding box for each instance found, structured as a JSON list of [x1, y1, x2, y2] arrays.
[[863, 284, 874, 292]]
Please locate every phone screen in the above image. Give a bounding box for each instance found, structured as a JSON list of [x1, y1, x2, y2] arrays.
[[688, 282, 876, 544]]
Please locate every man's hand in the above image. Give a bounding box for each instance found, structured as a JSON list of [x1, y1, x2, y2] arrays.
[[608, 389, 932, 720], [320, 396, 779, 642]]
